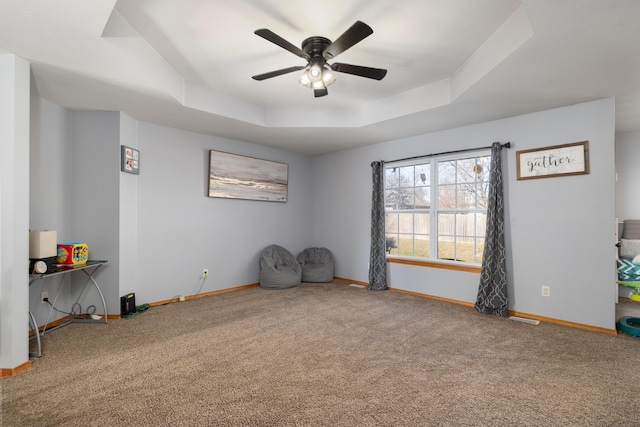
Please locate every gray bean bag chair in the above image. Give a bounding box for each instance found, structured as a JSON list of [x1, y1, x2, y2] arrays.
[[296, 247, 334, 283], [259, 245, 302, 289]]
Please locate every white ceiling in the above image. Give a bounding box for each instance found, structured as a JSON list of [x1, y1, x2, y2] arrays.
[[1, 0, 639, 155]]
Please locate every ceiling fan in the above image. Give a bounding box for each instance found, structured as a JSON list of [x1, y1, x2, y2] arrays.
[[252, 21, 387, 98]]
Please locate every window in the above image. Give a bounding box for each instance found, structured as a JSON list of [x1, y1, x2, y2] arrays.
[[384, 151, 491, 265]]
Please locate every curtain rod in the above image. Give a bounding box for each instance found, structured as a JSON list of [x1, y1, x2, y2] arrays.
[[385, 142, 511, 164]]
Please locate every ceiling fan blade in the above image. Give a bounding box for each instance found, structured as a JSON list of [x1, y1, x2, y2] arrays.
[[323, 21, 373, 59], [314, 87, 328, 97], [254, 29, 310, 60], [331, 63, 387, 80], [252, 65, 306, 81]]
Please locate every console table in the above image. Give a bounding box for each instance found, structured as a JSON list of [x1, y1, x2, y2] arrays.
[[29, 260, 108, 357]]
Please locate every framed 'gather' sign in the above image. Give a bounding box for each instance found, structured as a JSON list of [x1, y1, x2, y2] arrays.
[[516, 141, 589, 180]]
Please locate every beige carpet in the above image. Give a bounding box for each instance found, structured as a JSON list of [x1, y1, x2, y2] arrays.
[[2, 280, 640, 426]]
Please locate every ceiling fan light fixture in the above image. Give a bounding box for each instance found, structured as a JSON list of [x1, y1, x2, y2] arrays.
[[309, 63, 323, 82], [321, 67, 335, 86], [298, 69, 312, 87], [255, 21, 386, 97], [299, 65, 334, 89], [311, 80, 325, 90]]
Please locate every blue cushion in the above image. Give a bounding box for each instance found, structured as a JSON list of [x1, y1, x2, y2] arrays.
[[617, 258, 640, 281]]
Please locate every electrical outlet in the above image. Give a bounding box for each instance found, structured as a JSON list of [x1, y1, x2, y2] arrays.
[[202, 269, 208, 278], [541, 286, 550, 297], [179, 296, 186, 302], [41, 291, 48, 304]]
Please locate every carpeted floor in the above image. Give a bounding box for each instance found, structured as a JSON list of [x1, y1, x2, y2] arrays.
[[616, 297, 640, 319], [2, 280, 640, 426]]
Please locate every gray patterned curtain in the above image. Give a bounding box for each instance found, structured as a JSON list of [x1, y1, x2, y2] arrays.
[[475, 142, 508, 316], [369, 161, 387, 290]]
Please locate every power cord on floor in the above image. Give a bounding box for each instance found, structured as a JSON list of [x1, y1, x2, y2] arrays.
[[44, 299, 96, 319], [193, 275, 208, 299], [169, 273, 209, 304]]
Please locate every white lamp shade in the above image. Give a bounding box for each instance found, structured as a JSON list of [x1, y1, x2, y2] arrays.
[[309, 63, 323, 82], [322, 67, 335, 86], [298, 70, 311, 87], [299, 63, 336, 91]]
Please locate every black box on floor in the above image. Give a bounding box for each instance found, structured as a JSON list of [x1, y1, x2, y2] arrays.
[[120, 293, 136, 316]]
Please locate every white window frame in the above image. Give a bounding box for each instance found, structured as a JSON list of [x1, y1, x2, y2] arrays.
[[384, 149, 491, 266]]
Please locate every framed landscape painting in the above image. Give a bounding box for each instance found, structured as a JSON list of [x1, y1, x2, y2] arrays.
[[208, 150, 288, 202]]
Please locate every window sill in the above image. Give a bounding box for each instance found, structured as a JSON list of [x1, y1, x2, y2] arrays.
[[386, 257, 481, 273]]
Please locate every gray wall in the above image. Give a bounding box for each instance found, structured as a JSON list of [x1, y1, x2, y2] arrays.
[[615, 130, 640, 219], [311, 98, 617, 330], [615, 130, 640, 298], [29, 107, 122, 325], [70, 111, 121, 315], [1, 54, 30, 369], [118, 113, 139, 306], [29, 104, 314, 317], [29, 96, 617, 334], [30, 98, 73, 233], [29, 97, 73, 324], [134, 122, 314, 303]]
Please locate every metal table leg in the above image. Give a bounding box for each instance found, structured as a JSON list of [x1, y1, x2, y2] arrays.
[[28, 309, 41, 358]]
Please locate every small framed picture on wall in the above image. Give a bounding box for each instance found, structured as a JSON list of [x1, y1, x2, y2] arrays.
[[121, 145, 140, 175]]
